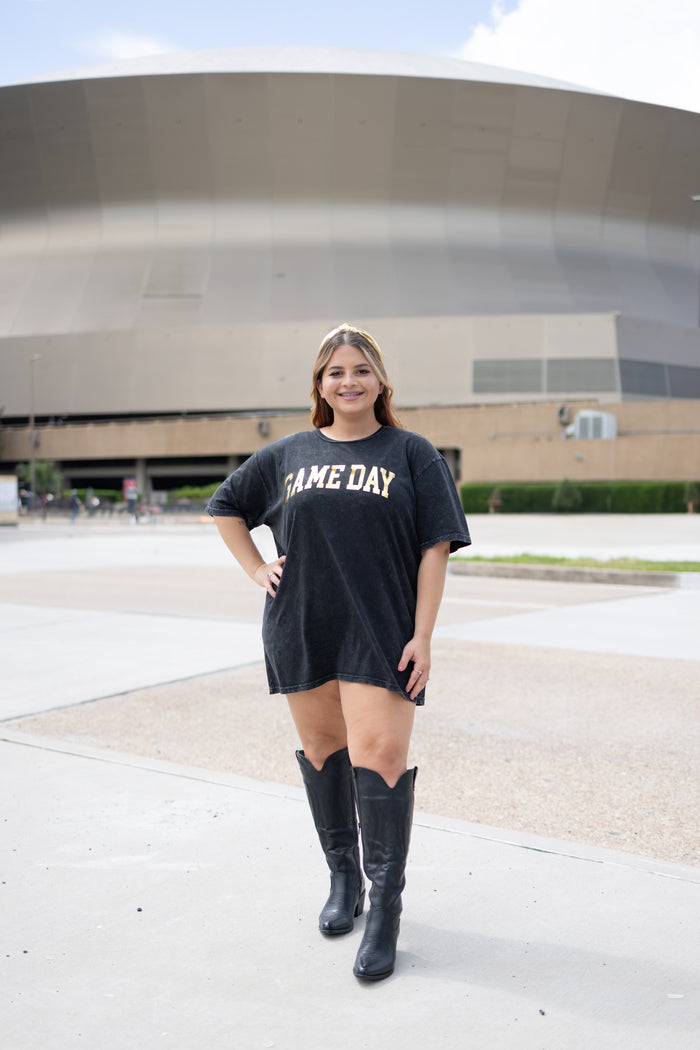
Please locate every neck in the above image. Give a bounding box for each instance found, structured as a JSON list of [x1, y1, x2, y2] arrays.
[[321, 419, 382, 441]]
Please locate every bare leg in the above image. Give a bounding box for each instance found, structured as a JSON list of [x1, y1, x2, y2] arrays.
[[286, 680, 347, 769], [339, 683, 416, 787]]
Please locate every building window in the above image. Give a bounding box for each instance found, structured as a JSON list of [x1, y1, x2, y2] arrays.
[[619, 359, 669, 397], [668, 364, 700, 399], [546, 358, 618, 394], [473, 359, 543, 394]]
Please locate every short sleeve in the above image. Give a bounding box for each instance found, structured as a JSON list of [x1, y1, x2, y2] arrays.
[[413, 456, 471, 553], [206, 453, 274, 530]]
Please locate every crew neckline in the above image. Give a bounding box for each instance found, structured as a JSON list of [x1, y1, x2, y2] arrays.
[[315, 426, 386, 444]]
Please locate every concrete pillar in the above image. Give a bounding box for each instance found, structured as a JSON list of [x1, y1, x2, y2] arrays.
[[439, 447, 461, 482], [135, 458, 148, 499]]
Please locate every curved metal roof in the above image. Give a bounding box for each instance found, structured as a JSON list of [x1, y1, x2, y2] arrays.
[[1, 46, 699, 418], [9, 45, 600, 96]]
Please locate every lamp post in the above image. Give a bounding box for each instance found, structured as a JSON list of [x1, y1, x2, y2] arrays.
[[693, 196, 700, 327], [29, 353, 41, 512]]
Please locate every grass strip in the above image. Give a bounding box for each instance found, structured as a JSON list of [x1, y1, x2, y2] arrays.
[[452, 554, 700, 573]]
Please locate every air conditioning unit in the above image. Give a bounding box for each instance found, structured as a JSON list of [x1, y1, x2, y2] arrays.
[[573, 410, 617, 440]]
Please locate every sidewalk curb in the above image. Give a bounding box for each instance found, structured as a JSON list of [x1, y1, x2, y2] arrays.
[[449, 560, 687, 588], [4, 728, 699, 883]]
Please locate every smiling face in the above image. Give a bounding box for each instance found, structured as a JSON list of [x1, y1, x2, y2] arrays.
[[316, 344, 384, 426]]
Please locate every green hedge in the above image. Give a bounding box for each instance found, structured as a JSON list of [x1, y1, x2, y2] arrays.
[[67, 488, 122, 504], [460, 481, 698, 514], [167, 483, 221, 503]]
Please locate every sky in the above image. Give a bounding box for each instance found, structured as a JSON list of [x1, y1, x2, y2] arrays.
[[3, 0, 700, 113]]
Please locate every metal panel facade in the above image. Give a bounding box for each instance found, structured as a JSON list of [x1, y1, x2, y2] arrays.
[[1, 52, 700, 419]]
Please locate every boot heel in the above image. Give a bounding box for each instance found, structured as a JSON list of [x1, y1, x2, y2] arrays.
[[354, 886, 366, 918]]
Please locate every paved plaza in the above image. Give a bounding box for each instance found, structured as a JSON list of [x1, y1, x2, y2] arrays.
[[1, 514, 699, 1049]]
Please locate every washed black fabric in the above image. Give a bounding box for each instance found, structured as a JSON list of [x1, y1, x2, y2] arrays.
[[207, 427, 471, 703]]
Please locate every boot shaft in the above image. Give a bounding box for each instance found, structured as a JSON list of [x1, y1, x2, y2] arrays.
[[352, 766, 417, 910], [296, 748, 365, 935], [296, 748, 359, 864], [351, 766, 417, 980]]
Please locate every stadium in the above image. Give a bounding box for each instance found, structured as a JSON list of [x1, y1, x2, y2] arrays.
[[1, 48, 699, 495]]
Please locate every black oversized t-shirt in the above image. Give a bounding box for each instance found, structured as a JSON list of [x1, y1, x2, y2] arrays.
[[207, 426, 471, 703]]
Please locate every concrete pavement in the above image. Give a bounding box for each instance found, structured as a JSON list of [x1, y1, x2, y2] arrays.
[[1, 515, 699, 1048]]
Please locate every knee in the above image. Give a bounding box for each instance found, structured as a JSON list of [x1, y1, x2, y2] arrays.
[[349, 738, 409, 788], [301, 731, 348, 771]]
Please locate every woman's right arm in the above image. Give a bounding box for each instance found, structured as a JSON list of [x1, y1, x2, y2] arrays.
[[212, 515, 285, 597]]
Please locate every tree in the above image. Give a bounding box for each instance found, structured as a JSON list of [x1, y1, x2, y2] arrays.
[[684, 482, 700, 514], [552, 478, 583, 513], [16, 459, 64, 509]]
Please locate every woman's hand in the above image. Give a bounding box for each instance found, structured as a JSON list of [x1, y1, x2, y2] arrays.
[[398, 636, 431, 700], [253, 555, 286, 597]]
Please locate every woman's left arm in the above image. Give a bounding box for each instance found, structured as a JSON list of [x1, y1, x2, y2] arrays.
[[398, 541, 451, 700]]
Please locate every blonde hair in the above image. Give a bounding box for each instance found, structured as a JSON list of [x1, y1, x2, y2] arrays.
[[310, 323, 403, 430]]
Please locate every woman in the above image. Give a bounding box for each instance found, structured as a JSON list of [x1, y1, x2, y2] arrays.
[[208, 323, 471, 980]]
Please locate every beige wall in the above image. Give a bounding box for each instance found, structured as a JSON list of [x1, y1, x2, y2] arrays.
[[406, 401, 700, 482], [0, 313, 623, 416], [3, 399, 699, 485], [8, 313, 700, 421]]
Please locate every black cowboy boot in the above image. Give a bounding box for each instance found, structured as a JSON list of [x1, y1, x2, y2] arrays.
[[352, 765, 417, 981], [296, 748, 366, 935]]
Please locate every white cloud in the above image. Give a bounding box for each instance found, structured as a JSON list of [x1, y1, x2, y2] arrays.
[[459, 0, 700, 113], [83, 30, 179, 62]]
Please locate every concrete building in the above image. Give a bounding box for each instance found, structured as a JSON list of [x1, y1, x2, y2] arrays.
[[1, 49, 699, 492]]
